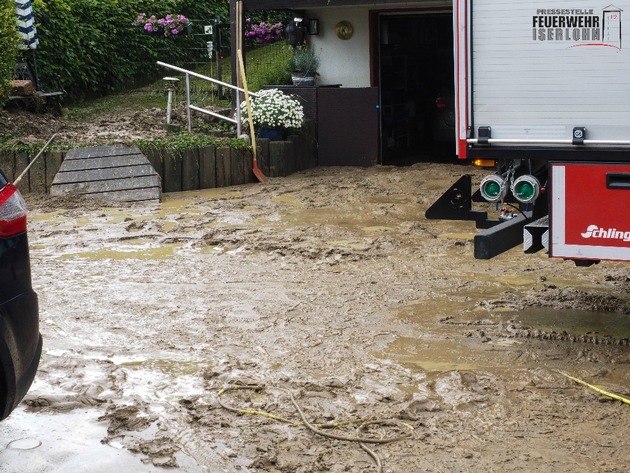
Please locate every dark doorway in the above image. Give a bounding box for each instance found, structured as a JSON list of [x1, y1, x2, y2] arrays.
[[378, 13, 455, 165]]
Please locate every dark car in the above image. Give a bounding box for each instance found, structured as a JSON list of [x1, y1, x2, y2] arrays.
[[0, 170, 41, 420]]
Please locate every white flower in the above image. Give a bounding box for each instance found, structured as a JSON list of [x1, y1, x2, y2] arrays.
[[240, 89, 305, 129]]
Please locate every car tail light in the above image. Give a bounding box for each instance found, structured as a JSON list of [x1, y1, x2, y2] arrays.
[[0, 183, 27, 237], [436, 97, 447, 109]]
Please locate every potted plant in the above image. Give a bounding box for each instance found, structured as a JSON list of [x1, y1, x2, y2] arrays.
[[239, 88, 305, 140], [287, 46, 320, 86]]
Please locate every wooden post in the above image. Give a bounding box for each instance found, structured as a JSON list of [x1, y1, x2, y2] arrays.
[[230, 148, 244, 185], [269, 141, 292, 177], [182, 148, 200, 191], [144, 147, 164, 181], [14, 151, 29, 191], [199, 145, 217, 189], [244, 148, 254, 183], [163, 149, 182, 192], [258, 139, 270, 177], [216, 147, 232, 188], [29, 148, 47, 193], [288, 134, 300, 175]]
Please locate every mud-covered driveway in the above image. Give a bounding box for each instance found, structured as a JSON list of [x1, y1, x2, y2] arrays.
[[2, 163, 630, 472]]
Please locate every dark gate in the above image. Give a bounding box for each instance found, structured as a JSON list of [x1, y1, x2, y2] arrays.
[[317, 87, 379, 167]]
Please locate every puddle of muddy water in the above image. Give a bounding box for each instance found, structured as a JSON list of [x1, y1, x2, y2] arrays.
[[62, 242, 182, 260], [379, 335, 505, 372], [379, 295, 630, 374], [510, 307, 630, 339], [0, 406, 199, 473], [376, 299, 512, 371]]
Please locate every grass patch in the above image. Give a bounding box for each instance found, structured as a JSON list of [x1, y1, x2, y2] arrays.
[[64, 90, 166, 122], [64, 43, 292, 123], [136, 131, 248, 152]]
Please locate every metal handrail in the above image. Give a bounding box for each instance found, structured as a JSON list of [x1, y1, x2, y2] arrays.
[[157, 61, 260, 136]]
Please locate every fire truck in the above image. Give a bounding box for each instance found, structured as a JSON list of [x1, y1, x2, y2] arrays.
[[426, 1, 630, 265]]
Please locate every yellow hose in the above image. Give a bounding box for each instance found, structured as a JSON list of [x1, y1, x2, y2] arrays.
[[558, 371, 630, 405]]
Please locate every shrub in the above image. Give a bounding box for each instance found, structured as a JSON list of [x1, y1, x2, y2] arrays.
[[29, 0, 227, 101], [0, 0, 19, 106]]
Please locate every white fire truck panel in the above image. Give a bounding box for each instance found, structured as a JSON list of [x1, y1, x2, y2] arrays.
[[468, 1, 630, 143]]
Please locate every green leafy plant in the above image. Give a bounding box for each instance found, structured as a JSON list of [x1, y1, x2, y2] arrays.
[[287, 46, 319, 76], [239, 88, 304, 130]]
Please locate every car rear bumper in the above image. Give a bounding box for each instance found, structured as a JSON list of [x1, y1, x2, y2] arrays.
[[0, 290, 41, 420]]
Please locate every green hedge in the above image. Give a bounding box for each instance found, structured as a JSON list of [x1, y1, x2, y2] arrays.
[[29, 0, 229, 101], [0, 0, 19, 107]]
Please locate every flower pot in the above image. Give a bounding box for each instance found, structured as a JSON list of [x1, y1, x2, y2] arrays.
[[291, 75, 316, 87], [258, 128, 285, 141]]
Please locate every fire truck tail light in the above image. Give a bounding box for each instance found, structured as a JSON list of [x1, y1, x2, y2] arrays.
[[511, 175, 540, 204], [479, 175, 507, 202], [473, 159, 495, 168]]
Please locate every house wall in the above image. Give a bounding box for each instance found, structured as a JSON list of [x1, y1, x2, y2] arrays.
[[306, 8, 371, 87], [304, 2, 452, 88]]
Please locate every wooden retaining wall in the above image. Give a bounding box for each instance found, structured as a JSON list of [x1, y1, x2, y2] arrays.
[[0, 121, 317, 194]]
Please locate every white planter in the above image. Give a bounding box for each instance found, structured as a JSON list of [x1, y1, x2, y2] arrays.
[[291, 75, 316, 86]]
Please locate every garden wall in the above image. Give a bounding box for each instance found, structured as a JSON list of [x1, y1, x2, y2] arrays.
[[0, 121, 317, 195]]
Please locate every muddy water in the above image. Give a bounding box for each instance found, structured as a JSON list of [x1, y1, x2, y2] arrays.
[[2, 164, 630, 472]]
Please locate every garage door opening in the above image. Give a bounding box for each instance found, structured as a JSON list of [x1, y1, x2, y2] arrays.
[[378, 13, 455, 165]]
